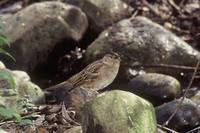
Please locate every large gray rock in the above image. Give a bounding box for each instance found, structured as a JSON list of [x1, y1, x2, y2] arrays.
[[156, 98, 200, 132], [66, 0, 133, 31], [128, 73, 181, 105], [85, 16, 200, 81], [1, 1, 88, 71], [82, 90, 157, 133]]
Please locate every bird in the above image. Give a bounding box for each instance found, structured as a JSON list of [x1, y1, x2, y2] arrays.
[[46, 52, 121, 93], [44, 52, 120, 122]]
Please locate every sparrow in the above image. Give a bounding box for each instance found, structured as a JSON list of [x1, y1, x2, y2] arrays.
[[45, 52, 121, 118], [46, 52, 121, 93]]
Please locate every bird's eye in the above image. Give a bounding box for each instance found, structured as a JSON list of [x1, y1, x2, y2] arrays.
[[108, 55, 113, 59]]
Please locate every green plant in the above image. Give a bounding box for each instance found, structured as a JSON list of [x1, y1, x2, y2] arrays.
[[0, 106, 21, 122], [0, 24, 14, 61], [0, 71, 16, 90]]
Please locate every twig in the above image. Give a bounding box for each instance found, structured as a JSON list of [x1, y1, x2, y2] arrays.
[[132, 63, 200, 71], [142, 0, 160, 17], [186, 126, 200, 133], [0, 111, 41, 126], [179, 0, 186, 7], [162, 59, 200, 126], [61, 102, 80, 126], [194, 76, 200, 79], [0, 120, 15, 126], [167, 0, 181, 12], [157, 124, 178, 133]]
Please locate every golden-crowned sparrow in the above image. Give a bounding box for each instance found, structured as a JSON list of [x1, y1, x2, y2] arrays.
[[46, 52, 121, 92]]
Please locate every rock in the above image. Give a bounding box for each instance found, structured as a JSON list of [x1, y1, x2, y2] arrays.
[[0, 68, 45, 114], [12, 70, 30, 81], [66, 0, 133, 32], [68, 87, 98, 111], [128, 73, 181, 105], [85, 16, 200, 81], [82, 90, 157, 133], [0, 129, 9, 133], [64, 126, 82, 133], [156, 98, 200, 132], [0, 1, 22, 14], [157, 128, 167, 133], [0, 61, 6, 69], [46, 86, 97, 107], [1, 1, 88, 71], [190, 90, 200, 104], [12, 70, 44, 104]]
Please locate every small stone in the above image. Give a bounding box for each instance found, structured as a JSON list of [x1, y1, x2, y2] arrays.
[[63, 126, 82, 133], [190, 90, 200, 104], [156, 98, 200, 132], [12, 70, 30, 81], [128, 73, 181, 105], [0, 61, 6, 69]]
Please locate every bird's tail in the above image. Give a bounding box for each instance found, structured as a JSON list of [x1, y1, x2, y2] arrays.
[[44, 82, 73, 103]]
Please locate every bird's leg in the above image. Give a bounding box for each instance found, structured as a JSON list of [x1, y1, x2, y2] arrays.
[[61, 101, 80, 125]]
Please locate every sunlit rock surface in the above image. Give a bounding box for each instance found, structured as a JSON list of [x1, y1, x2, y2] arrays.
[[85, 16, 200, 81], [82, 90, 157, 133]]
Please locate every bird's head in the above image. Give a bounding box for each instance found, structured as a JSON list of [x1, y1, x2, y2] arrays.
[[102, 52, 121, 66]]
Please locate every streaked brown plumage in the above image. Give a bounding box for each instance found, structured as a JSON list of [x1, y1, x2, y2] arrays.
[[46, 52, 120, 92]]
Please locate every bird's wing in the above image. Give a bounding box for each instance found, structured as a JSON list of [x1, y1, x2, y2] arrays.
[[67, 59, 103, 88], [45, 58, 103, 92], [45, 81, 73, 91]]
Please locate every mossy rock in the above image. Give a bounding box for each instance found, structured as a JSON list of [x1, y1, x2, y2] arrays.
[[82, 90, 157, 133]]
